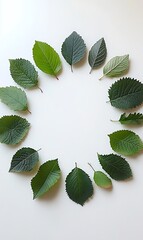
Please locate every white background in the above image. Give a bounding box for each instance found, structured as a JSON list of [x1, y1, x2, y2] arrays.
[[1, 0, 143, 239]]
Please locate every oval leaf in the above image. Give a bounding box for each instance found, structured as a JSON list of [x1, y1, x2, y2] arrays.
[[109, 130, 143, 156], [108, 78, 143, 109], [100, 54, 129, 79], [88, 38, 107, 73], [65, 165, 93, 206], [33, 41, 62, 79], [98, 153, 132, 181], [61, 31, 86, 71], [9, 147, 39, 172], [9, 58, 38, 89], [94, 171, 112, 189], [0, 86, 29, 112], [0, 115, 30, 145], [119, 113, 143, 125], [31, 159, 61, 199]]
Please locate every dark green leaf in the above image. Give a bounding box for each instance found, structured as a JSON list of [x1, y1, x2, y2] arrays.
[[100, 54, 129, 79], [9, 147, 39, 172], [61, 31, 86, 71], [33, 41, 62, 79], [108, 78, 143, 109], [98, 153, 132, 180], [88, 38, 107, 73], [9, 58, 38, 89], [109, 130, 143, 156], [31, 159, 61, 199], [0, 86, 29, 112], [93, 171, 112, 189], [0, 115, 30, 145], [118, 113, 143, 125], [65, 165, 93, 206]]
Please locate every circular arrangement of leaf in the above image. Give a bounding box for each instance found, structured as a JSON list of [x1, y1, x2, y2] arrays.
[[1, 31, 143, 206]]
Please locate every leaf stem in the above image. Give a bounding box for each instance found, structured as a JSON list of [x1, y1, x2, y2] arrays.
[[99, 75, 104, 80], [110, 119, 119, 122], [27, 109, 32, 114], [89, 68, 92, 74], [37, 148, 42, 152], [55, 75, 59, 80], [75, 162, 77, 168], [71, 65, 73, 73], [37, 86, 43, 93], [88, 163, 95, 172]]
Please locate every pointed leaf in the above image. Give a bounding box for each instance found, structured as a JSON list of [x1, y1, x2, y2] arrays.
[[119, 113, 143, 125], [61, 31, 86, 70], [93, 171, 112, 189], [9, 147, 39, 172], [0, 115, 30, 145], [33, 41, 62, 79], [31, 159, 61, 199], [108, 78, 143, 109], [0, 86, 29, 112], [65, 165, 93, 206], [9, 58, 38, 89], [88, 38, 107, 73], [109, 130, 143, 156], [98, 153, 132, 180], [101, 54, 129, 78]]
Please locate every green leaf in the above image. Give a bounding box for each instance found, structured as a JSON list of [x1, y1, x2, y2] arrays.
[[98, 153, 132, 180], [93, 171, 112, 189], [108, 78, 143, 109], [33, 41, 62, 79], [0, 86, 30, 112], [9, 58, 38, 89], [118, 113, 143, 125], [100, 54, 129, 79], [61, 31, 86, 71], [88, 38, 107, 73], [0, 115, 30, 145], [31, 159, 61, 199], [109, 130, 143, 156], [9, 147, 40, 172], [65, 164, 93, 206]]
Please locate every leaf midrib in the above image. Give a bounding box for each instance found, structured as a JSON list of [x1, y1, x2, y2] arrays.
[[104, 159, 128, 175], [105, 55, 127, 76], [11, 151, 37, 170], [37, 43, 57, 75], [112, 134, 143, 150], [91, 40, 102, 69], [0, 89, 27, 110], [35, 162, 59, 197], [111, 88, 143, 102], [14, 64, 35, 83]]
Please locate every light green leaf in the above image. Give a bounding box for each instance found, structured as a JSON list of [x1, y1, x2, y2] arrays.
[[100, 54, 129, 79], [93, 171, 112, 189], [9, 147, 40, 172], [98, 153, 132, 180], [109, 130, 143, 156], [9, 58, 39, 89], [61, 31, 86, 71], [88, 38, 107, 73], [33, 41, 62, 79], [88, 163, 112, 189], [0, 86, 30, 112], [108, 78, 143, 109], [0, 115, 30, 145], [118, 113, 143, 125], [31, 159, 61, 199], [65, 164, 93, 206]]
